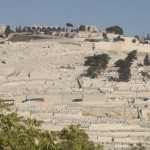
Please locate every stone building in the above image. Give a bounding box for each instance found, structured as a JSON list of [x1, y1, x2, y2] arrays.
[[78, 25, 100, 33], [85, 25, 99, 33], [0, 24, 6, 34]]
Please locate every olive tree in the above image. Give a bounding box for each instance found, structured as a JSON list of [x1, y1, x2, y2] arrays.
[[84, 53, 110, 78]]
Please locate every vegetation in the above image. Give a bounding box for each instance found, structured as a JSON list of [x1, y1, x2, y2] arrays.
[[102, 33, 108, 40], [8, 34, 51, 42], [16, 26, 22, 33], [139, 40, 149, 44], [132, 39, 136, 43], [113, 35, 125, 42], [84, 54, 110, 78], [146, 33, 150, 41], [125, 50, 137, 63], [79, 25, 86, 31], [129, 142, 147, 150], [58, 125, 103, 150], [84, 39, 101, 42], [22, 26, 27, 32], [144, 54, 150, 66], [115, 59, 131, 82], [115, 50, 137, 82], [106, 25, 123, 35], [135, 35, 139, 40], [5, 25, 11, 37], [0, 100, 102, 150], [66, 23, 73, 32]]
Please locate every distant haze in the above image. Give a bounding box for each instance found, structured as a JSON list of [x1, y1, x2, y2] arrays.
[[0, 0, 150, 37]]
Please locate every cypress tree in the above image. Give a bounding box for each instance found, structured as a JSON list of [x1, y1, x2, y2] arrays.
[[5, 25, 11, 37], [144, 54, 150, 66], [115, 50, 137, 82]]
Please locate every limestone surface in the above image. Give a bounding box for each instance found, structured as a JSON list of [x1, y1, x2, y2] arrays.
[[0, 35, 150, 149]]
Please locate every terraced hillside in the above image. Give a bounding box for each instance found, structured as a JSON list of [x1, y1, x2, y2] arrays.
[[0, 36, 150, 149]]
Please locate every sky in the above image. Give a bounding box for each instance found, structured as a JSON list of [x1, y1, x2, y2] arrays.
[[0, 0, 150, 37]]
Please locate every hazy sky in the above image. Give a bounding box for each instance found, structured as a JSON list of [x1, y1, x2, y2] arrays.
[[0, 0, 150, 36]]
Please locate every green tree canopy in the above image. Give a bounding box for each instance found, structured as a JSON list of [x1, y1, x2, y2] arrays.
[[125, 50, 137, 64], [79, 25, 86, 31], [66, 23, 73, 32], [84, 53, 110, 78], [144, 54, 150, 66], [135, 35, 139, 40], [115, 59, 131, 82], [59, 124, 102, 150], [106, 25, 123, 35], [0, 100, 103, 150], [66, 23, 73, 28], [5, 26, 11, 37], [115, 50, 137, 82]]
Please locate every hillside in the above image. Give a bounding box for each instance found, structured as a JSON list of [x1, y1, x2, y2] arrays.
[[0, 34, 150, 149]]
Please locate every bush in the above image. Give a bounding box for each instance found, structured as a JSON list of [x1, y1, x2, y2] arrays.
[[139, 40, 149, 44], [64, 32, 69, 37], [132, 39, 136, 43], [129, 142, 147, 150], [113, 36, 125, 42]]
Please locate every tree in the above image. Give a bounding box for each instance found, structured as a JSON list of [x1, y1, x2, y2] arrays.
[[146, 33, 150, 40], [15, 26, 22, 33], [135, 35, 139, 40], [5, 26, 11, 37], [66, 23, 73, 32], [115, 59, 131, 82], [115, 50, 137, 82], [15, 27, 18, 33], [22, 26, 27, 32], [86, 66, 101, 79], [144, 54, 150, 66], [79, 25, 86, 31], [0, 100, 103, 150], [18, 26, 22, 33], [84, 54, 110, 78], [0, 100, 56, 150], [125, 50, 137, 64], [106, 26, 123, 35], [58, 124, 103, 150]]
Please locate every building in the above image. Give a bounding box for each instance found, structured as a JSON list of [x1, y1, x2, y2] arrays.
[[85, 25, 99, 33], [0, 24, 6, 34]]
